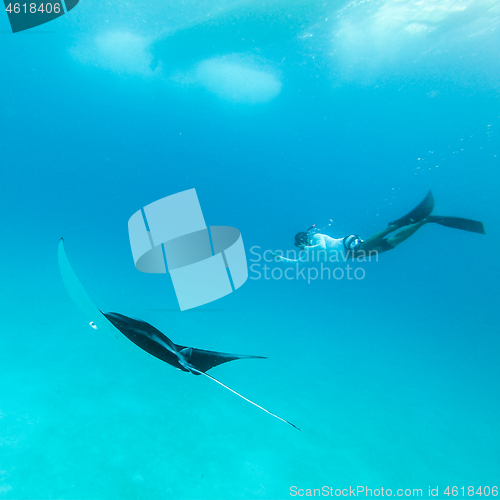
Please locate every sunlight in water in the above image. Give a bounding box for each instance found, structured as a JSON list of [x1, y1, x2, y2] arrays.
[[194, 56, 282, 104]]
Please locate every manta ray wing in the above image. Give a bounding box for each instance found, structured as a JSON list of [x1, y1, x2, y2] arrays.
[[103, 312, 185, 369], [175, 345, 266, 374]]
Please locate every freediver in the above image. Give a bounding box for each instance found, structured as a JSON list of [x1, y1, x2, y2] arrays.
[[271, 191, 485, 263]]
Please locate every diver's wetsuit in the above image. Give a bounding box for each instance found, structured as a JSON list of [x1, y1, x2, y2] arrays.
[[275, 233, 363, 262]]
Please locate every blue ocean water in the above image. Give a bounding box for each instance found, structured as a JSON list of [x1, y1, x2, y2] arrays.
[[1, 0, 499, 498]]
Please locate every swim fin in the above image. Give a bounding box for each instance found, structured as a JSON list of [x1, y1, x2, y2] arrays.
[[389, 190, 435, 228], [426, 216, 485, 234]]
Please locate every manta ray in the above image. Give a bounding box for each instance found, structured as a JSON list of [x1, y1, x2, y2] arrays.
[[58, 239, 300, 431]]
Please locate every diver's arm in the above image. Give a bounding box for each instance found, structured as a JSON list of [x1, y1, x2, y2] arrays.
[[270, 243, 322, 262], [269, 251, 307, 263]]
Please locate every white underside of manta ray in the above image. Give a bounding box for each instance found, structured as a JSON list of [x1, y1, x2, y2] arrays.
[[57, 239, 300, 431]]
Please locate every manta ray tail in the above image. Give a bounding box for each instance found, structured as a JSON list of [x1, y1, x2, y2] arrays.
[[191, 367, 301, 431]]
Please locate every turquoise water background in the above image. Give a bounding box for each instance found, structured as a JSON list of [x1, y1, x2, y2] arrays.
[[1, 0, 499, 498]]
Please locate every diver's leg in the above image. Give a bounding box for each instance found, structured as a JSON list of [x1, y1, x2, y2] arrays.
[[358, 220, 427, 256], [385, 220, 426, 248], [358, 225, 399, 252]]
